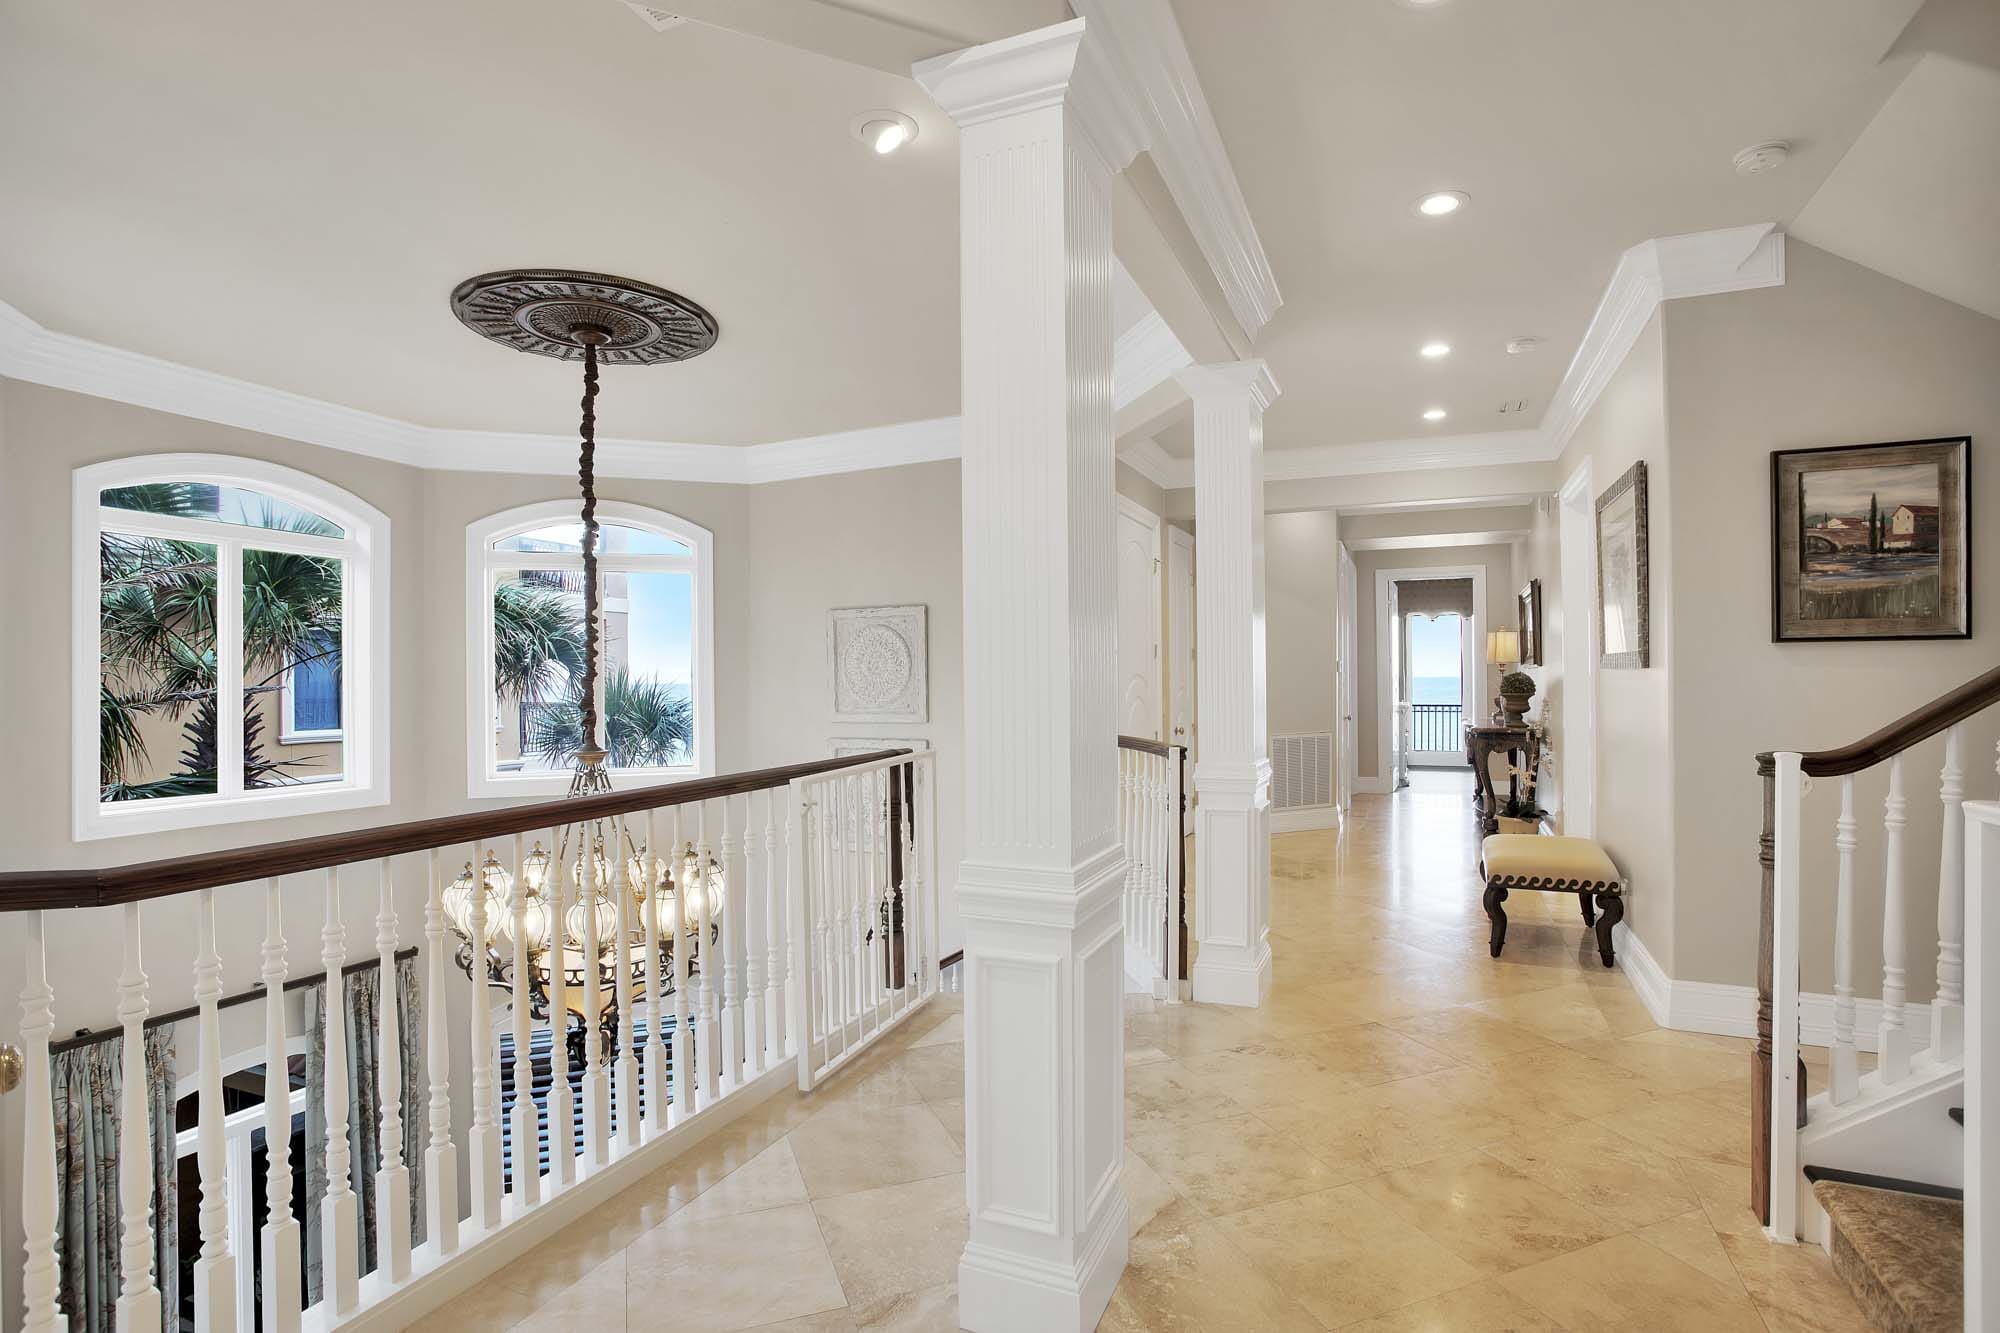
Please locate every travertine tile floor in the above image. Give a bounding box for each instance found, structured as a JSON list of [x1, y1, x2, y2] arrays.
[[414, 771, 1872, 1331]]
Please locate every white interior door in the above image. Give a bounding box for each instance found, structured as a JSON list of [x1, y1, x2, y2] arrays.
[[1116, 497, 1163, 740], [1168, 526, 1196, 756], [1335, 543, 1357, 812]]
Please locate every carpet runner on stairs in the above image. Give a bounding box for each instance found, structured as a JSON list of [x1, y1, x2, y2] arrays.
[[1811, 1177, 1963, 1332]]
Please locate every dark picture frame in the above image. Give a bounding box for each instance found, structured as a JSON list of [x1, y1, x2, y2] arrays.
[[1517, 578, 1543, 667], [1596, 461, 1649, 669], [1770, 436, 1970, 642]]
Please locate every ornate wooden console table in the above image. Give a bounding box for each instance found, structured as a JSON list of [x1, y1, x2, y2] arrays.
[[1464, 722, 1539, 837]]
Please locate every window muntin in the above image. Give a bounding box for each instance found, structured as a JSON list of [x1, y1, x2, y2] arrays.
[[77, 457, 387, 839], [471, 502, 712, 796]]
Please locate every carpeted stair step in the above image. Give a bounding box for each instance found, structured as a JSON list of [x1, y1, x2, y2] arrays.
[[1811, 1174, 1962, 1332]]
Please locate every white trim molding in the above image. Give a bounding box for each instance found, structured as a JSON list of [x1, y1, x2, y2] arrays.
[[1116, 436, 1180, 490], [1112, 312, 1192, 412], [74, 453, 392, 841]]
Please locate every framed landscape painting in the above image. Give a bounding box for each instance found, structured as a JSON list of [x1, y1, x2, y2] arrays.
[[1771, 437, 1969, 642], [1596, 462, 1649, 669]]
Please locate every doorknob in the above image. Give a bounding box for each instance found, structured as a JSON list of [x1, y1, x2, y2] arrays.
[[1173, 726, 1185, 736]]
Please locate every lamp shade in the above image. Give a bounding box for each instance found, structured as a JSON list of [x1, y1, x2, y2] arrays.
[[1486, 628, 1521, 665]]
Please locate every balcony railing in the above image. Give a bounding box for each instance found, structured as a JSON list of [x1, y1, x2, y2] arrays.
[[2, 749, 936, 1333], [1407, 702, 1464, 754], [1118, 736, 1188, 998]]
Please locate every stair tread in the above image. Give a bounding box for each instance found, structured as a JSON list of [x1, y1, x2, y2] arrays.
[[1812, 1179, 1962, 1333]]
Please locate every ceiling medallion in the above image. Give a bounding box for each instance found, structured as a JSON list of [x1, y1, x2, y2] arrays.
[[449, 269, 719, 365]]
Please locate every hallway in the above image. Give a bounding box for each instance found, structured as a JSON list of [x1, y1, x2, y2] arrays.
[[413, 778, 1870, 1332]]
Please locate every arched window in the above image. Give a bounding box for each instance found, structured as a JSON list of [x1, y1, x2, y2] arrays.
[[74, 454, 389, 840], [466, 500, 714, 798]]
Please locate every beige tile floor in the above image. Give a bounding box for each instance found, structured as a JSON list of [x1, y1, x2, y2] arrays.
[[414, 771, 1871, 1331]]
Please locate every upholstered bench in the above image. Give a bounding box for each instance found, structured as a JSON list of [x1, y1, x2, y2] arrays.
[[1479, 835, 1625, 968]]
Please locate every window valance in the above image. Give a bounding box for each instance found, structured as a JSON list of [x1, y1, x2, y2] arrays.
[[1397, 577, 1474, 618]]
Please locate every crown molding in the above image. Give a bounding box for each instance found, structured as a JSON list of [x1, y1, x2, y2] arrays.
[[1345, 529, 1532, 553], [1542, 222, 1785, 455], [1174, 358, 1279, 413], [1068, 0, 1281, 338], [1112, 311, 1191, 411], [1116, 435, 1179, 490]]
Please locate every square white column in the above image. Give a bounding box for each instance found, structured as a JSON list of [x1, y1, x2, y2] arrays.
[[916, 19, 1143, 1333], [1177, 361, 1280, 1008]]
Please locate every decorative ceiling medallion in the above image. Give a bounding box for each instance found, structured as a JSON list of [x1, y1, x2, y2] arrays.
[[449, 269, 719, 366]]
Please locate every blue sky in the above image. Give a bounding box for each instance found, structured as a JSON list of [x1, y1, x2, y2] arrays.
[[1408, 613, 1463, 680], [624, 571, 693, 688]]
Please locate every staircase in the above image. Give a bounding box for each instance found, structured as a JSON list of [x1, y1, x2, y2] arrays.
[[1756, 664, 2000, 1330]]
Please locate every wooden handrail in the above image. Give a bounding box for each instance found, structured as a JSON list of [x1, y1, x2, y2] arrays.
[[1116, 734, 1175, 757], [1798, 663, 2000, 777], [0, 750, 909, 912]]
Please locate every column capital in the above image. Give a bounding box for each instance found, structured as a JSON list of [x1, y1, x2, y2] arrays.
[[1174, 359, 1280, 413], [913, 19, 1146, 170]]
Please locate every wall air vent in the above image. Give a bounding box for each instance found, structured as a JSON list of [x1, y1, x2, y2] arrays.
[[623, 3, 690, 31], [1271, 733, 1334, 811]]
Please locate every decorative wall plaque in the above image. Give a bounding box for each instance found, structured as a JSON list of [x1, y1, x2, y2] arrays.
[[828, 605, 929, 723]]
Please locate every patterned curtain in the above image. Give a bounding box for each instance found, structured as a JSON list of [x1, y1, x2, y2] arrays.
[[1395, 577, 1474, 617], [50, 1026, 178, 1333], [303, 956, 425, 1303]]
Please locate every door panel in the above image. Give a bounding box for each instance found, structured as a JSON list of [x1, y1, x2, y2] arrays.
[[1168, 527, 1196, 756], [1116, 501, 1162, 740]]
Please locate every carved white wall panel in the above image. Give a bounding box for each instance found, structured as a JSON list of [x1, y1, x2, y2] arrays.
[[828, 604, 928, 723]]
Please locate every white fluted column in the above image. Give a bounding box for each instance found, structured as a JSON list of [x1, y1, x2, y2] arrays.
[[917, 19, 1140, 1332], [1177, 359, 1280, 1007]]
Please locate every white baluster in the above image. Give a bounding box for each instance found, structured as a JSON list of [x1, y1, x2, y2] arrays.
[[260, 881, 302, 1333], [670, 806, 692, 1121], [467, 852, 502, 1228], [116, 902, 162, 1333], [1879, 755, 1914, 1083], [832, 779, 852, 1057], [1120, 755, 1134, 949], [546, 839, 575, 1187], [697, 802, 721, 1105], [644, 809, 668, 1134], [1830, 777, 1860, 1104], [372, 858, 412, 1283], [20, 912, 63, 1333], [613, 818, 639, 1147], [787, 782, 813, 1085], [422, 850, 459, 1257], [581, 830, 609, 1168], [764, 788, 786, 1066], [1936, 724, 1966, 1060], [191, 889, 236, 1332], [719, 797, 742, 1088], [320, 869, 358, 1317], [508, 836, 540, 1207], [744, 792, 768, 1076]]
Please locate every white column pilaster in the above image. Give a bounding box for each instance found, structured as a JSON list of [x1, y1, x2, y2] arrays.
[[916, 19, 1142, 1333], [1177, 360, 1279, 1008]]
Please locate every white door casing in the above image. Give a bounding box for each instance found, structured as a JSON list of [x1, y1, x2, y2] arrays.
[[1336, 543, 1357, 812], [1167, 526, 1196, 758], [1116, 496, 1163, 740], [1374, 563, 1486, 788]]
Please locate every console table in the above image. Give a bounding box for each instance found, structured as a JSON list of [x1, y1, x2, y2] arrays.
[[1464, 722, 1540, 837]]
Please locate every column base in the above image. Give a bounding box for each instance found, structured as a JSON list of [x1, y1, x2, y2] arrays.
[[1191, 939, 1273, 1008], [959, 1194, 1129, 1333]]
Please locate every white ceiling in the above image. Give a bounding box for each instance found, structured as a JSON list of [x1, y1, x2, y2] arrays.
[[1169, 0, 1925, 455], [0, 0, 964, 446]]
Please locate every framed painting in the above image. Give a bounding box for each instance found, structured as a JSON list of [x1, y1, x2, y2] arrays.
[[1596, 462, 1649, 669], [1771, 437, 1969, 642], [1517, 578, 1543, 667]]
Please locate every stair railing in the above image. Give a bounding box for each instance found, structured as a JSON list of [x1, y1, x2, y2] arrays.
[[1963, 796, 1999, 1331], [1757, 664, 2000, 1239], [3, 749, 922, 1333], [1118, 736, 1188, 999]]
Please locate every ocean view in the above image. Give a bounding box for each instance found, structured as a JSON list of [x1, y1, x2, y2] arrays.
[[1412, 675, 1462, 705]]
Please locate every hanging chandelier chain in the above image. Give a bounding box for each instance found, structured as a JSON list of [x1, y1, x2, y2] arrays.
[[579, 339, 603, 755]]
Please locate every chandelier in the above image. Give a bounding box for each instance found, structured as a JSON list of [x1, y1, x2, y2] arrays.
[[445, 270, 720, 1055]]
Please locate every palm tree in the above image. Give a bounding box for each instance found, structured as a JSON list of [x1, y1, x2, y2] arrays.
[[527, 669, 694, 770]]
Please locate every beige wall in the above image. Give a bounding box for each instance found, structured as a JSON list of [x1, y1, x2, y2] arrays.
[[1266, 509, 1339, 740], [1353, 542, 1518, 781], [744, 461, 965, 958], [1115, 460, 1167, 515], [1661, 241, 2000, 993]]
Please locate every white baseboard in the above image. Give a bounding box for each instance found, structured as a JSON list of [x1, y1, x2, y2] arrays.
[[1614, 923, 1934, 1051], [1272, 805, 1339, 833]]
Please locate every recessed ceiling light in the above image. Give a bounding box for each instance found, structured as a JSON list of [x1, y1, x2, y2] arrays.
[[1414, 190, 1469, 218], [1394, 0, 1452, 8], [852, 110, 918, 156], [1733, 141, 1790, 176], [1506, 336, 1543, 355], [1420, 341, 1451, 359], [1423, 407, 1449, 422]]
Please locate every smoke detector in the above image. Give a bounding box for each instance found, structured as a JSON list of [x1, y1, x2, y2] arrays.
[[623, 4, 689, 32], [1505, 337, 1542, 355], [1733, 141, 1790, 176]]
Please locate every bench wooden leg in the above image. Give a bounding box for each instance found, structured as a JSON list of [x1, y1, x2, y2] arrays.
[[1593, 890, 1624, 968], [1579, 893, 1596, 928], [1483, 882, 1509, 958]]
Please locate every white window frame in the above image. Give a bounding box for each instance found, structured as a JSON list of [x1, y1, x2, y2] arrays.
[[466, 498, 715, 799], [73, 454, 391, 841]]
